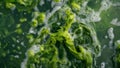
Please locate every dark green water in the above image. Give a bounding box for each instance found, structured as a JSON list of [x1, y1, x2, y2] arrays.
[[0, 0, 120, 68]]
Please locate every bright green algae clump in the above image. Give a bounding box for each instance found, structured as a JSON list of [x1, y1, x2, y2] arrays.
[[0, 0, 101, 68]]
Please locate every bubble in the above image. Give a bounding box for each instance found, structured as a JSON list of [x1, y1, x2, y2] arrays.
[[105, 35, 108, 39], [21, 42, 24, 46], [101, 62, 105, 68], [29, 27, 36, 34], [12, 44, 15, 47], [16, 40, 20, 43], [14, 55, 19, 58]]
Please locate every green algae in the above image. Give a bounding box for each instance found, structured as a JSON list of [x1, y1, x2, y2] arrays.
[[0, 0, 102, 68]]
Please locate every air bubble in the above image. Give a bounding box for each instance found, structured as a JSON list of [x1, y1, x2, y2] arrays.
[[101, 62, 105, 68], [14, 55, 19, 58]]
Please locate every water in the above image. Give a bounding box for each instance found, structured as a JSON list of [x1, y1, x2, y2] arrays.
[[0, 0, 120, 68]]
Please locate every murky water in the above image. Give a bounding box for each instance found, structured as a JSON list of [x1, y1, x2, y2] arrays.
[[0, 0, 120, 68]]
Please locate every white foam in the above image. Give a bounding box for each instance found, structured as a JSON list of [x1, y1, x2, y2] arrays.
[[29, 28, 36, 34], [107, 27, 114, 48], [111, 18, 120, 26], [45, 5, 62, 28], [78, 0, 112, 23], [87, 0, 112, 22], [100, 0, 112, 12], [21, 45, 40, 68], [89, 11, 101, 22], [14, 55, 19, 58], [29, 45, 40, 53], [21, 57, 28, 68], [77, 0, 112, 23], [108, 27, 114, 40]]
